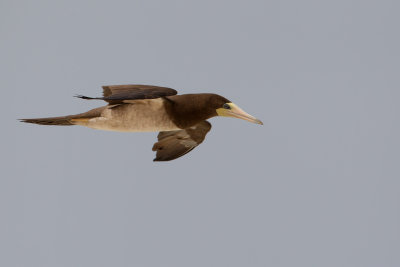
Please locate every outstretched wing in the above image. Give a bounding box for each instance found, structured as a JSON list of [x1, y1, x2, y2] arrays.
[[76, 84, 178, 104], [152, 121, 212, 161]]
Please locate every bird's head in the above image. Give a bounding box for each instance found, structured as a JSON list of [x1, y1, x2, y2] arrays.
[[209, 94, 263, 125], [168, 93, 263, 128]]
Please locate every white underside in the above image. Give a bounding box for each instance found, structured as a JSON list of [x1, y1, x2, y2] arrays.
[[76, 99, 180, 132]]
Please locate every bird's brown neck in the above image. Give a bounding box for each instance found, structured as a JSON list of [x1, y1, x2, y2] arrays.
[[164, 94, 219, 129]]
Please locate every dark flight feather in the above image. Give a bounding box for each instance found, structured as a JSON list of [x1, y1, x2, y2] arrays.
[[152, 121, 212, 161], [76, 84, 178, 104]]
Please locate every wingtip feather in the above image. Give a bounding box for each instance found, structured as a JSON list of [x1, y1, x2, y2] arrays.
[[74, 94, 97, 100]]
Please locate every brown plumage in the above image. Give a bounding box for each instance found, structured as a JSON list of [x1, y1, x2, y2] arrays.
[[153, 121, 212, 161], [20, 84, 263, 161], [20, 106, 106, 126]]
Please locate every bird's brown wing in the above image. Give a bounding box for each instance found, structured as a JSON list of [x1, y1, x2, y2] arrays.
[[152, 121, 212, 161], [76, 84, 177, 104]]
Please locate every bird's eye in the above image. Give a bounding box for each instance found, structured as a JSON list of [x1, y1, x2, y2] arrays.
[[223, 103, 231, 110]]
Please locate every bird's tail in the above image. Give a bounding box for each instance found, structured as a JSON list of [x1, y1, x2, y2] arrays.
[[20, 106, 106, 126], [20, 115, 76, 126]]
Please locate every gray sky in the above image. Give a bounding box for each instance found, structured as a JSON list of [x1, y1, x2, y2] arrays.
[[2, 0, 400, 266]]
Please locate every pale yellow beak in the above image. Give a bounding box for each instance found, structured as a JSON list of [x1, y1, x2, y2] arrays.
[[216, 103, 263, 125]]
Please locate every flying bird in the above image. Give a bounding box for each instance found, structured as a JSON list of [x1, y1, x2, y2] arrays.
[[20, 85, 263, 161]]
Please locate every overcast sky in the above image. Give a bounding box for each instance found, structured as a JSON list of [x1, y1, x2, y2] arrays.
[[2, 0, 400, 266]]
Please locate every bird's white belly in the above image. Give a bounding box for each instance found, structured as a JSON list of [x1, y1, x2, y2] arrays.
[[84, 99, 180, 132]]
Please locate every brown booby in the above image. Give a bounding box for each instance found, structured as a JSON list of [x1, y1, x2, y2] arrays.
[[21, 85, 263, 161]]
